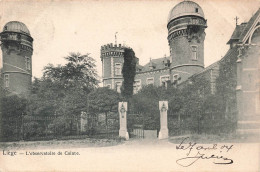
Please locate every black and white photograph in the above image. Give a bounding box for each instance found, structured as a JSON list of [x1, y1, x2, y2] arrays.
[[0, 0, 259, 171]]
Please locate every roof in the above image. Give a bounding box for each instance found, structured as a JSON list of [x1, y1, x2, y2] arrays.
[[189, 60, 220, 79], [2, 21, 30, 36], [219, 46, 238, 64], [136, 64, 144, 70], [227, 8, 260, 44], [239, 8, 260, 43], [139, 56, 170, 73], [168, 0, 205, 23], [227, 23, 247, 44]]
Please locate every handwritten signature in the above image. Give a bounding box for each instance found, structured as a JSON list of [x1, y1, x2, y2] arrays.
[[176, 137, 233, 167]]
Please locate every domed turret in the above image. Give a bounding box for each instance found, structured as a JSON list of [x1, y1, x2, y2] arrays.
[[3, 21, 31, 36], [167, 1, 207, 83], [0, 21, 33, 50], [168, 1, 205, 23], [0, 21, 33, 95]]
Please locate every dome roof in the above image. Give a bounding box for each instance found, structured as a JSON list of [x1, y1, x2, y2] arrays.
[[2, 21, 30, 36], [168, 1, 205, 23]]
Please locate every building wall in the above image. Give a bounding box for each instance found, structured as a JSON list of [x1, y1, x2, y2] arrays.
[[101, 43, 125, 90], [1, 40, 32, 95], [135, 69, 171, 88], [170, 34, 205, 68], [236, 22, 260, 123], [168, 16, 206, 80], [170, 65, 204, 84], [178, 64, 219, 96], [241, 42, 260, 116], [103, 57, 111, 79]]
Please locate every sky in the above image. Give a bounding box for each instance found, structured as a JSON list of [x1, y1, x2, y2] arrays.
[[0, 0, 259, 80]]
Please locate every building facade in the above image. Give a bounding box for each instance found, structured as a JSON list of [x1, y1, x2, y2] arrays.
[[100, 43, 126, 92], [100, 1, 260, 136], [0, 21, 33, 95], [233, 8, 260, 136], [101, 1, 210, 94]]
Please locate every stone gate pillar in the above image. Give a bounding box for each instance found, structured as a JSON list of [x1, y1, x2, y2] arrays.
[[118, 102, 129, 140], [80, 111, 87, 133], [159, 101, 169, 139]]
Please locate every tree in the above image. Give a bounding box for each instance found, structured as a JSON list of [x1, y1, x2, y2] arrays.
[[1, 94, 27, 118], [0, 94, 27, 140], [122, 48, 137, 99], [129, 85, 180, 130], [88, 87, 121, 134], [26, 52, 99, 136], [43, 52, 99, 91]]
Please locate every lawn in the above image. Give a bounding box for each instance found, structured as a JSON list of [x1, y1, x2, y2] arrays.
[[0, 137, 124, 150]]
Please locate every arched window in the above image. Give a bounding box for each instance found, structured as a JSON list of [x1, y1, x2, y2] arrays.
[[25, 56, 30, 70], [191, 45, 198, 60]]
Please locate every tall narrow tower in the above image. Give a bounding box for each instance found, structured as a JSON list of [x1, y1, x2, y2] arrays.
[[0, 21, 33, 95], [100, 43, 125, 92], [167, 1, 207, 81]]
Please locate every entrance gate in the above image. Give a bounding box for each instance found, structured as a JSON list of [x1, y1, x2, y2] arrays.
[[118, 101, 169, 140], [127, 113, 144, 139], [132, 124, 144, 138]]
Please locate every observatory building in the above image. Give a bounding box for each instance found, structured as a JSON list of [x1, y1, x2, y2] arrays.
[[101, 1, 216, 94], [0, 21, 33, 95]]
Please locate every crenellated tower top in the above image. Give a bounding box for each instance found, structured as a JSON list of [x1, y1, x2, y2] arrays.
[[100, 43, 131, 61]]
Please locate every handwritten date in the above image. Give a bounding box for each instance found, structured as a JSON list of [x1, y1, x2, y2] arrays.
[[176, 137, 233, 167]]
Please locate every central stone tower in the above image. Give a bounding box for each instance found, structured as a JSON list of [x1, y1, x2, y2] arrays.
[[0, 21, 33, 95], [100, 43, 126, 92], [167, 1, 207, 80]]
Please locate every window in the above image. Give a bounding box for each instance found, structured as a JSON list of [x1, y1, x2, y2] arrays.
[[160, 75, 170, 87], [133, 80, 141, 94], [173, 74, 179, 85], [149, 66, 155, 70], [191, 46, 198, 60], [146, 78, 154, 85], [25, 56, 30, 70], [195, 8, 198, 13], [164, 60, 170, 68], [4, 74, 9, 87], [115, 82, 122, 93], [136, 68, 142, 72], [115, 63, 122, 75]]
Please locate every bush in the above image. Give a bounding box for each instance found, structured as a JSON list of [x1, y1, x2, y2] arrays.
[[47, 116, 77, 136], [23, 120, 44, 138]]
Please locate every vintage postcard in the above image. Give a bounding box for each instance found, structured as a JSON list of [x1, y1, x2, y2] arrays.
[[0, 0, 260, 171]]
